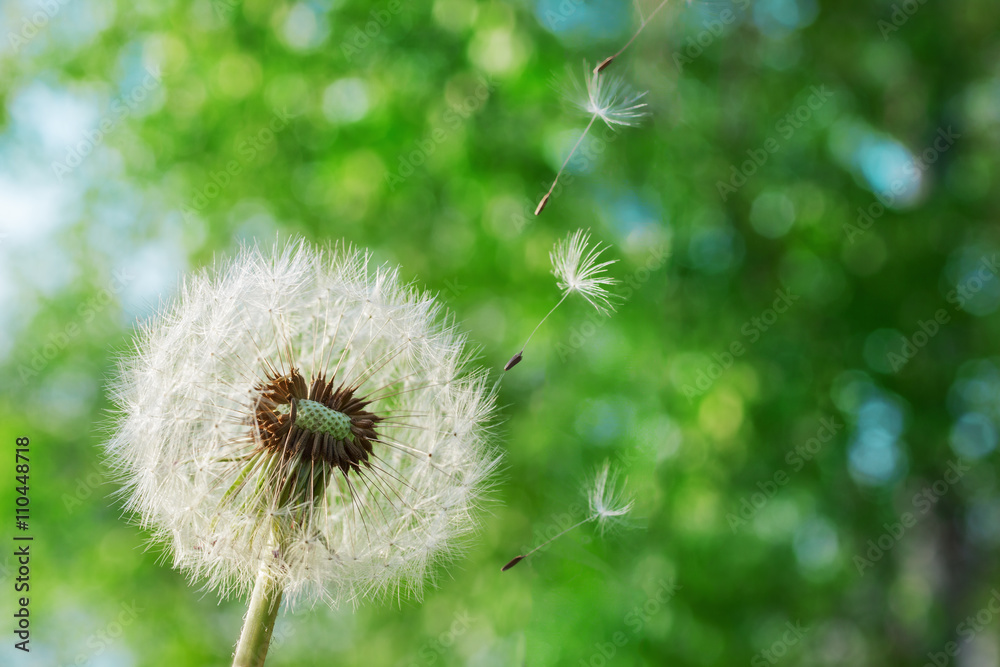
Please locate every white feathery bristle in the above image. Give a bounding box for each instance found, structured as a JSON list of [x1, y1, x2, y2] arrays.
[[587, 460, 635, 536], [564, 61, 649, 129], [103, 238, 500, 609], [550, 229, 621, 314]]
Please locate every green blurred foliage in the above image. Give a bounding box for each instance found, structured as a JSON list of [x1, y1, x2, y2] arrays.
[[1, 0, 1000, 665]]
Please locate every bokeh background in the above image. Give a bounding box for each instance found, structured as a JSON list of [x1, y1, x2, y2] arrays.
[[2, 0, 1000, 664]]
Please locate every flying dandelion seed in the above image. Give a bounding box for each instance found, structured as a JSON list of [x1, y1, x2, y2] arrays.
[[593, 0, 676, 76], [104, 238, 499, 665], [504, 229, 619, 371], [568, 64, 650, 129], [501, 460, 635, 571], [534, 63, 649, 216], [587, 460, 637, 536]]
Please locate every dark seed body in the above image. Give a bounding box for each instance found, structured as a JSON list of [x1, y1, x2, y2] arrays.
[[504, 352, 523, 371], [501, 554, 526, 572]]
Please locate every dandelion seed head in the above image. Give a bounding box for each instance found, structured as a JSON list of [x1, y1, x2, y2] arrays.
[[104, 238, 500, 609], [588, 460, 635, 536], [550, 229, 621, 314], [565, 61, 649, 129]]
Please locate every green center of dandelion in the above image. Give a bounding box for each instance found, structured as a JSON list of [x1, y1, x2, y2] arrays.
[[253, 368, 382, 476], [226, 369, 385, 565], [278, 400, 353, 441]]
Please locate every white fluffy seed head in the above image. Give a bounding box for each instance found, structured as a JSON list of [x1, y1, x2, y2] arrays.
[[588, 460, 635, 536], [564, 61, 649, 129], [103, 238, 500, 609], [550, 229, 621, 314]]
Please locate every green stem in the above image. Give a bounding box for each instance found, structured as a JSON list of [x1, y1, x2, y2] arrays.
[[230, 454, 329, 665], [535, 114, 598, 215], [232, 567, 283, 667]]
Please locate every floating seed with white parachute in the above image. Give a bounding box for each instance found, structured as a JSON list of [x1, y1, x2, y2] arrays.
[[501, 460, 635, 571], [505, 229, 621, 370]]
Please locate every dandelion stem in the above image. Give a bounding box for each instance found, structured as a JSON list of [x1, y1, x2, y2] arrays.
[[233, 567, 283, 667], [523, 291, 569, 352], [523, 515, 596, 557], [502, 515, 597, 571], [535, 114, 598, 216], [594, 0, 671, 75], [505, 291, 569, 371]]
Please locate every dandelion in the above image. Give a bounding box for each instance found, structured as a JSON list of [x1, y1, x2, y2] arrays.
[[569, 65, 650, 129], [104, 238, 499, 665], [535, 63, 649, 216], [593, 0, 676, 75], [504, 229, 619, 371], [587, 460, 636, 536], [501, 460, 635, 571]]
